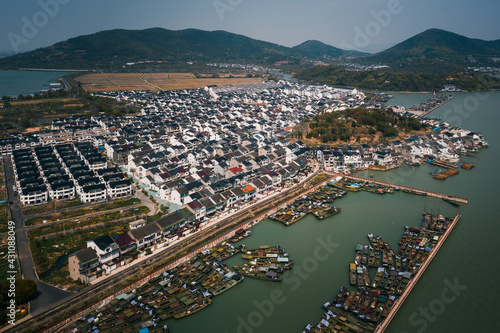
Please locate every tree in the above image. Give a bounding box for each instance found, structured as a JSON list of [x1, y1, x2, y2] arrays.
[[15, 279, 37, 305]]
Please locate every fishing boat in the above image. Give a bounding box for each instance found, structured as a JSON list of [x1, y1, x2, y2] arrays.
[[349, 263, 357, 286], [442, 197, 460, 207]]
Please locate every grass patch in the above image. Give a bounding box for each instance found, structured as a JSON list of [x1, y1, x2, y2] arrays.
[[22, 199, 84, 216], [0, 206, 10, 232], [0, 244, 20, 282], [25, 198, 140, 226], [42, 266, 85, 292], [310, 173, 331, 186], [29, 206, 149, 238]]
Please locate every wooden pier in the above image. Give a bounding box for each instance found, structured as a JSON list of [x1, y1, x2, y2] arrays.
[[339, 173, 468, 204], [374, 213, 462, 333]]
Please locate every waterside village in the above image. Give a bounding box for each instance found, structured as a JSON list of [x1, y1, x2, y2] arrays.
[[0, 81, 487, 303]]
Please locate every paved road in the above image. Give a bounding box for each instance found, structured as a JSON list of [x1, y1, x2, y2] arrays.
[[3, 156, 72, 315], [133, 184, 158, 216], [59, 76, 72, 91]]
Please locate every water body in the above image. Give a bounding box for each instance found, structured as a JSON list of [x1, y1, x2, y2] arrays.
[[0, 70, 72, 97], [168, 92, 500, 333]]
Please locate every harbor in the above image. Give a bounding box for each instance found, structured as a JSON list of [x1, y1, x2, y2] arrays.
[[164, 91, 499, 333], [234, 245, 293, 282], [303, 212, 462, 332], [406, 94, 453, 119], [374, 213, 462, 333], [269, 186, 344, 225], [64, 242, 296, 332], [66, 242, 247, 332]]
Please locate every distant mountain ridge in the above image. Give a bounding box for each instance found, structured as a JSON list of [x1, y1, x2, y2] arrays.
[[365, 28, 500, 67], [0, 28, 360, 70], [1, 28, 497, 73]]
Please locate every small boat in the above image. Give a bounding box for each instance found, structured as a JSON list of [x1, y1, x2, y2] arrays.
[[442, 198, 460, 207]]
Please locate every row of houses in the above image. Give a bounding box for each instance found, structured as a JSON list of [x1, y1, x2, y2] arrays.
[[317, 120, 488, 172], [68, 151, 311, 283], [12, 142, 132, 205], [69, 151, 312, 283], [69, 213, 189, 283]]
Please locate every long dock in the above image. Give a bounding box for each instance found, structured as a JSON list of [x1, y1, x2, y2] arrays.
[[340, 174, 468, 204], [374, 213, 462, 333], [410, 95, 452, 119]]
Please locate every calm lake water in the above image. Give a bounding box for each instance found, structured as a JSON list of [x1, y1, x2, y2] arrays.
[[0, 70, 72, 97], [167, 91, 500, 333]]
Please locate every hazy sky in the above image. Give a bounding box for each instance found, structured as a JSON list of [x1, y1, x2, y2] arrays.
[[1, 0, 499, 54]]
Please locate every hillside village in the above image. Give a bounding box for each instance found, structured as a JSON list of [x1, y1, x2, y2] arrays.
[[0, 81, 488, 283]]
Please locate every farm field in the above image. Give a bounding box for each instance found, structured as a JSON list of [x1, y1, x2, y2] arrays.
[[77, 73, 264, 92]]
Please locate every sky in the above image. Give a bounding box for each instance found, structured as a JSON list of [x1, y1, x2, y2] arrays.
[[1, 0, 499, 54]]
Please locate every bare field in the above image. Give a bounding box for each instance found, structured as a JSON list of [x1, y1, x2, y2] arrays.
[[78, 73, 264, 92], [10, 98, 79, 106]]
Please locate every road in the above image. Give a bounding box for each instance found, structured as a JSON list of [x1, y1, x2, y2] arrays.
[[133, 184, 158, 216], [3, 156, 73, 316], [58, 76, 73, 91]]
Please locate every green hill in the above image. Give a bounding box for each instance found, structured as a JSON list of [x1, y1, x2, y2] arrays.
[[364, 28, 500, 71], [0, 28, 360, 70], [292, 40, 368, 59]]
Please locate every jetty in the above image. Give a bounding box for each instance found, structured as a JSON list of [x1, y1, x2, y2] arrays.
[[333, 173, 468, 204], [374, 213, 461, 333], [304, 212, 462, 333], [409, 94, 452, 119]]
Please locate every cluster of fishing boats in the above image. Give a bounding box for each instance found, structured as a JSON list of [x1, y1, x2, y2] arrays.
[[233, 245, 293, 282], [269, 186, 343, 225], [304, 212, 454, 333], [67, 243, 246, 332]]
